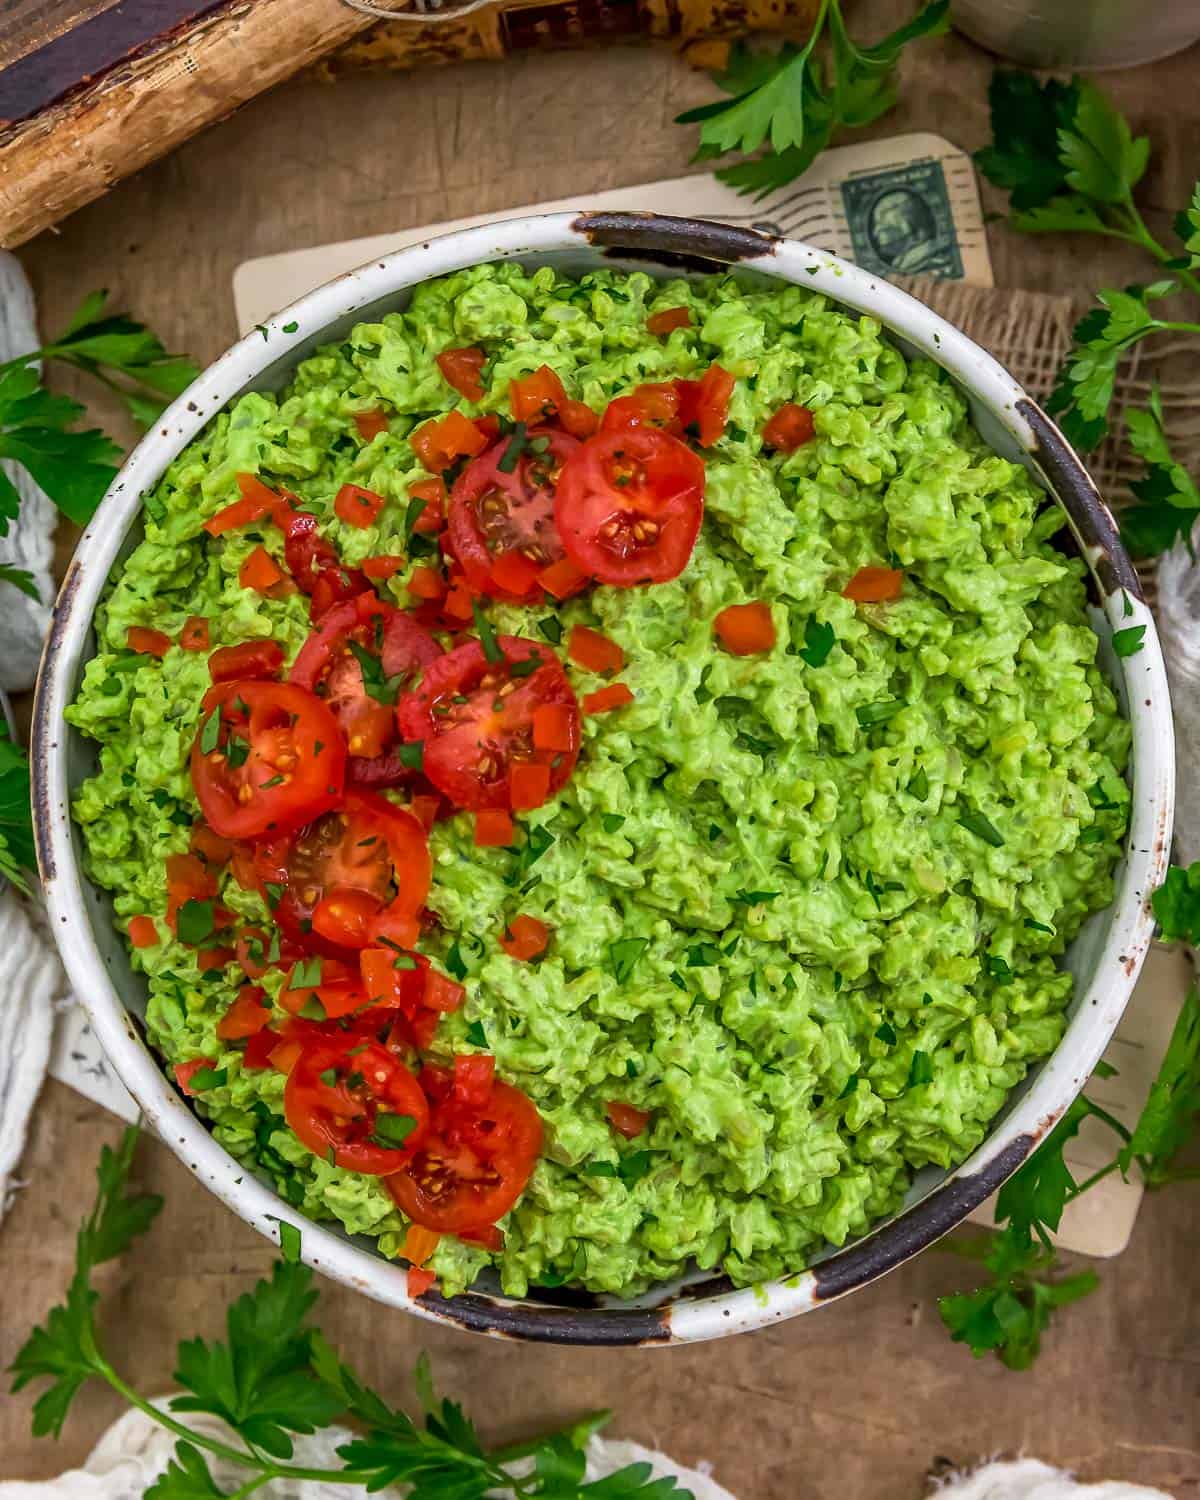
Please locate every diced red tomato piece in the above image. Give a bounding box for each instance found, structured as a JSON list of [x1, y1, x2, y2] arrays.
[[410, 794, 442, 830], [180, 616, 210, 651], [436, 346, 487, 402], [407, 1266, 438, 1298], [474, 415, 502, 445], [269, 1038, 304, 1076], [567, 625, 624, 675], [190, 822, 234, 867], [714, 601, 776, 656], [402, 1223, 441, 1266], [458, 1223, 504, 1251], [408, 478, 447, 533], [442, 583, 475, 623], [198, 947, 235, 973], [510, 365, 567, 424], [583, 684, 634, 715], [239, 546, 284, 593], [647, 306, 692, 336], [559, 400, 599, 439], [334, 484, 386, 529], [537, 557, 589, 600], [532, 703, 574, 753], [607, 1100, 651, 1139], [676, 364, 734, 447], [128, 915, 158, 948], [843, 566, 903, 603], [127, 626, 171, 658], [174, 1058, 216, 1096], [207, 639, 284, 683], [204, 475, 284, 536], [491, 551, 541, 596], [355, 409, 390, 442], [454, 1054, 496, 1108], [409, 566, 446, 601], [475, 808, 514, 847], [423, 970, 465, 1013], [312, 888, 386, 950], [216, 987, 272, 1040], [362, 554, 406, 581], [165, 852, 216, 933], [762, 402, 816, 453], [508, 761, 551, 811], [499, 914, 549, 962], [412, 411, 487, 473]]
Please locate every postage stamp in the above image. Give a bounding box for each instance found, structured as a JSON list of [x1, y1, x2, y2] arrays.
[[840, 158, 964, 281]]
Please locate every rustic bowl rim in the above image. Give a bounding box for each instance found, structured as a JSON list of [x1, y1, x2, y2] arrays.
[[32, 211, 1174, 1346]]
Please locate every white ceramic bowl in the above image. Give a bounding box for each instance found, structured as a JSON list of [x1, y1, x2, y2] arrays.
[[32, 213, 1174, 1345]]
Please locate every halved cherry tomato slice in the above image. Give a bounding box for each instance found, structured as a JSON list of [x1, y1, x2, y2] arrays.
[[843, 566, 903, 603], [385, 1074, 542, 1233], [607, 1100, 651, 1138], [263, 790, 431, 961], [216, 986, 272, 1040], [647, 306, 692, 336], [394, 637, 580, 811], [448, 428, 579, 596], [285, 1033, 429, 1174], [509, 365, 566, 424], [675, 364, 734, 447], [181, 617, 210, 651], [762, 402, 815, 452], [412, 411, 487, 474], [289, 593, 440, 771], [191, 681, 346, 840], [714, 601, 776, 656], [127, 626, 171, 658], [209, 639, 284, 683], [554, 428, 705, 587], [437, 346, 486, 402]]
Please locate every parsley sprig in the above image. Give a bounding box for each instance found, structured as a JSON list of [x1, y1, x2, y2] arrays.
[[0, 290, 198, 593], [0, 715, 35, 892], [675, 0, 949, 198], [977, 72, 1200, 555], [11, 1128, 691, 1500], [938, 862, 1200, 1368]]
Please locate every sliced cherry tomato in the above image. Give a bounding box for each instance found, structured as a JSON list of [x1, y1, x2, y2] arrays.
[[180, 616, 210, 651], [386, 1075, 542, 1234], [290, 593, 440, 770], [208, 639, 284, 683], [395, 637, 580, 811], [762, 402, 815, 452], [646, 306, 692, 336], [281, 510, 368, 620], [448, 428, 579, 596], [437, 346, 486, 402], [127, 626, 170, 658], [499, 914, 549, 961], [128, 915, 158, 948], [567, 625, 623, 675], [362, 554, 406, 581], [412, 411, 487, 474], [558, 400, 599, 439], [714, 601, 776, 656], [583, 683, 634, 715], [408, 1266, 438, 1298], [843, 566, 903, 603], [175, 1058, 217, 1096], [355, 409, 390, 442], [285, 1031, 430, 1173], [410, 793, 442, 830], [334, 484, 386, 529], [265, 790, 431, 961], [607, 1100, 651, 1139], [475, 808, 514, 847], [510, 365, 566, 424], [675, 364, 734, 447], [191, 681, 346, 840], [555, 428, 705, 587], [216, 986, 272, 1040], [536, 557, 589, 600]]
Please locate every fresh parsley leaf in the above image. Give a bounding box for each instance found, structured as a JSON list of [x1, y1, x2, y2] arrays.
[[856, 699, 901, 729], [1119, 983, 1199, 1186], [0, 718, 35, 892], [1110, 624, 1146, 657], [995, 1094, 1096, 1249], [907, 1050, 933, 1088], [398, 742, 424, 771], [143, 1440, 226, 1500], [875, 1021, 897, 1045], [975, 71, 1082, 212], [674, 0, 949, 198], [984, 954, 1014, 983], [909, 765, 930, 803], [608, 937, 648, 985], [537, 615, 563, 645], [799, 616, 835, 667], [346, 640, 404, 705], [188, 1067, 227, 1092], [686, 942, 724, 967], [1151, 860, 1200, 944], [0, 563, 38, 599], [290, 957, 323, 989], [176, 900, 215, 946], [600, 813, 626, 834], [958, 809, 1004, 848], [372, 1114, 418, 1146], [1120, 386, 1200, 558], [472, 600, 503, 664], [619, 1151, 654, 1185], [465, 1020, 487, 1047], [1057, 79, 1151, 206]]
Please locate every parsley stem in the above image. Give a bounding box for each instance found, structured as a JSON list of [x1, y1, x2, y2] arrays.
[[1119, 195, 1200, 303], [229, 1476, 274, 1500], [1066, 1159, 1120, 1199], [101, 1366, 266, 1473], [1080, 1099, 1133, 1145]]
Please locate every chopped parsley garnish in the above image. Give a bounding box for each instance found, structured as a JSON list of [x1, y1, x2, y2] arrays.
[[508, 656, 540, 678], [497, 421, 527, 474], [199, 709, 220, 755], [1111, 624, 1146, 658], [465, 1020, 487, 1047], [401, 496, 427, 545], [371, 1114, 418, 1147], [875, 1021, 897, 1045], [446, 942, 468, 981], [984, 954, 1014, 983], [264, 881, 285, 909], [838, 1074, 859, 1099], [856, 700, 902, 729], [537, 616, 563, 645], [189, 1066, 227, 1092], [910, 766, 930, 802], [319, 1068, 339, 1087], [907, 1050, 934, 1088], [734, 889, 780, 904], [736, 731, 773, 756], [600, 813, 626, 834], [799, 617, 836, 668], [1024, 918, 1055, 934], [176, 899, 215, 946], [608, 937, 648, 984], [959, 810, 1004, 847], [290, 957, 322, 988], [668, 970, 688, 992], [347, 640, 404, 704], [392, 953, 418, 970], [398, 741, 424, 771], [472, 600, 503, 664], [686, 942, 724, 967]]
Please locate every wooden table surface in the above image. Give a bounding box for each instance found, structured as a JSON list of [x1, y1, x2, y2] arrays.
[[4, 4, 1200, 1491]]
